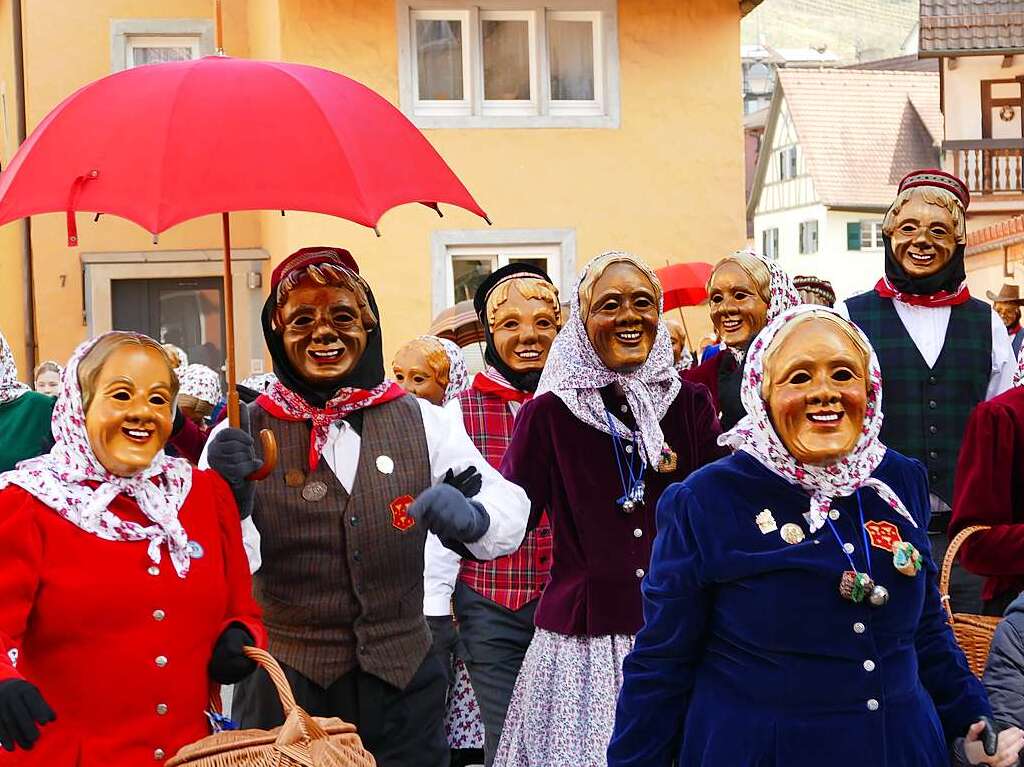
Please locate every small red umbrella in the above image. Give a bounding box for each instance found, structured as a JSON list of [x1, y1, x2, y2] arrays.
[[656, 261, 715, 311], [0, 54, 488, 477]]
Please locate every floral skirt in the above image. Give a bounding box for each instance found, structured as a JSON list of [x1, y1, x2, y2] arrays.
[[493, 629, 635, 767], [446, 657, 485, 749]]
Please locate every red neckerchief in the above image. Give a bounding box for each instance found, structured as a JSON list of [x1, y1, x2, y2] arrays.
[[1009, 322, 1022, 336], [256, 380, 405, 470], [874, 277, 971, 308], [472, 370, 531, 404]]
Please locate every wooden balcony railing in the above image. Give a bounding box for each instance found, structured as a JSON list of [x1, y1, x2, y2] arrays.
[[944, 139, 1024, 196]]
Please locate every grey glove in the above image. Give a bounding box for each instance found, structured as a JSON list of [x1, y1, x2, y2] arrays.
[[206, 406, 261, 520], [410, 483, 490, 543]]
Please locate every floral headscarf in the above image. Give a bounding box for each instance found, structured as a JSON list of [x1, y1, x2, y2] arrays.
[[179, 363, 222, 407], [719, 305, 915, 533], [240, 372, 278, 393], [536, 251, 681, 467], [0, 330, 30, 404], [0, 333, 194, 577], [1015, 343, 1024, 388], [428, 336, 470, 405]]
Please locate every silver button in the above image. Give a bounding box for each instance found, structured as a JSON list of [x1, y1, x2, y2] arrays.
[[854, 622, 866, 634], [156, 703, 168, 715], [635, 568, 645, 578], [633, 528, 643, 538], [625, 444, 633, 454], [155, 655, 168, 668], [828, 510, 840, 521], [152, 609, 165, 621], [843, 542, 855, 554], [148, 566, 160, 576], [863, 660, 876, 672], [620, 404, 628, 413], [866, 699, 879, 711], [154, 748, 166, 760]]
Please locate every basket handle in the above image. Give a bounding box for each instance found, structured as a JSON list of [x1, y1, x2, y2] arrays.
[[938, 525, 990, 622], [241, 646, 328, 743]]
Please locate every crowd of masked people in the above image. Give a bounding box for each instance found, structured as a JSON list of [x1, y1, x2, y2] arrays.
[[3, 169, 1024, 767]]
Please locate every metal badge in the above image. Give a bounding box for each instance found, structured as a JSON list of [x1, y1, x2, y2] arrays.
[[756, 509, 777, 534], [187, 540, 205, 559], [780, 523, 805, 545], [301, 480, 328, 502], [376, 455, 395, 475]]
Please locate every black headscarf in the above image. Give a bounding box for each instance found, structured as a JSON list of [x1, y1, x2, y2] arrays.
[[473, 263, 558, 393], [882, 235, 967, 297], [262, 254, 386, 434]]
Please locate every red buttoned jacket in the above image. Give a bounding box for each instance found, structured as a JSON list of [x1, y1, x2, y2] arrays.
[[0, 469, 265, 766]]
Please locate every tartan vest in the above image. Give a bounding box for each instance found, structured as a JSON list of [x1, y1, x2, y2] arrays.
[[248, 394, 432, 690], [455, 384, 552, 612], [846, 291, 991, 505]]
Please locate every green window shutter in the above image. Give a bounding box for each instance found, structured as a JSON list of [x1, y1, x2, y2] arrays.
[[847, 222, 861, 250]]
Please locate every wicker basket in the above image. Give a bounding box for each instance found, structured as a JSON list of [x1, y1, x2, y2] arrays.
[[166, 647, 376, 767], [939, 525, 1002, 679]]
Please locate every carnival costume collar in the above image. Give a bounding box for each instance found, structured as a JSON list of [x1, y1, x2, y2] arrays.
[[0, 334, 194, 577], [474, 262, 559, 394], [536, 251, 680, 468], [719, 305, 916, 534], [473, 366, 532, 403], [0, 330, 30, 405]]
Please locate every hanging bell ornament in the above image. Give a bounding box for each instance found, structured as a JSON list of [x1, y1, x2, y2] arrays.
[[839, 570, 875, 603], [891, 541, 922, 577], [868, 584, 890, 607], [621, 500, 635, 514]]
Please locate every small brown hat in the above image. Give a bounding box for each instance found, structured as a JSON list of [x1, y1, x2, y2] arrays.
[[986, 283, 1024, 304]]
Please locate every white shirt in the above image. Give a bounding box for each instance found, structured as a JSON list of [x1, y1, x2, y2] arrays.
[[199, 397, 530, 584], [836, 297, 1014, 400]]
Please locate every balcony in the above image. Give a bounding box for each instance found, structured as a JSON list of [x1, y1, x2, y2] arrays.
[[944, 139, 1024, 197]]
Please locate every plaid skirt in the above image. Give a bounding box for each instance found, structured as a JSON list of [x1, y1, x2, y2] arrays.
[[493, 629, 635, 767]]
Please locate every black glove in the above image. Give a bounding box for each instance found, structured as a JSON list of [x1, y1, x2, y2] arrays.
[[0, 679, 55, 752], [426, 614, 458, 659], [207, 406, 261, 520], [208, 625, 258, 685], [409, 483, 490, 543], [443, 466, 482, 498]]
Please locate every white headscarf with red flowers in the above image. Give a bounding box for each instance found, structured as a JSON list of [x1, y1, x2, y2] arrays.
[[0, 333, 194, 577], [1014, 343, 1024, 388], [426, 335, 470, 405], [0, 330, 30, 404], [719, 305, 915, 533], [536, 251, 680, 468], [179, 363, 222, 407]]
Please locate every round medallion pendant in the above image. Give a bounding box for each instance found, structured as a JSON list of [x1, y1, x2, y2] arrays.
[[301, 480, 328, 502]]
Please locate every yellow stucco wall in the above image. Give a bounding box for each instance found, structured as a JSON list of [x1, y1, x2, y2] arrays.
[[6, 0, 744, 369]]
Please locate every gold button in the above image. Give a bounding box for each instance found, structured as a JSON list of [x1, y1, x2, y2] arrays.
[[155, 655, 168, 668], [156, 703, 168, 715], [152, 609, 165, 621], [154, 748, 166, 760]]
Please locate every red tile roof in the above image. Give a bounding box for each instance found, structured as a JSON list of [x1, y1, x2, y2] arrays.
[[774, 68, 941, 208], [967, 213, 1024, 254], [920, 0, 1024, 55]]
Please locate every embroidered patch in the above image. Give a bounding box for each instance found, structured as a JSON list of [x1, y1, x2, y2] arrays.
[[864, 520, 902, 552], [390, 495, 416, 532]]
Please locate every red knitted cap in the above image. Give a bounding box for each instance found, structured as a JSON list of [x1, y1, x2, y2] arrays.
[[897, 169, 970, 210], [270, 246, 359, 291]]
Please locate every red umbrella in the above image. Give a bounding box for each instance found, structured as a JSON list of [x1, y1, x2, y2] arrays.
[[656, 261, 715, 311], [0, 55, 488, 476]]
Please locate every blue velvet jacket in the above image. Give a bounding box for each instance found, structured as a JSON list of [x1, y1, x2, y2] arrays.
[[607, 449, 990, 767]]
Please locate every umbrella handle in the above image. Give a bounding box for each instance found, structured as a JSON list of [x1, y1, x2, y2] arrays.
[[247, 429, 278, 481]]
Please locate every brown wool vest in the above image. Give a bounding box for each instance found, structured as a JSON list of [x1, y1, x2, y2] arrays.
[[248, 394, 432, 690]]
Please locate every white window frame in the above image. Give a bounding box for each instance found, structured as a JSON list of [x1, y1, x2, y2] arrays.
[[124, 35, 201, 69], [860, 220, 884, 250], [431, 228, 576, 315], [762, 227, 780, 261], [799, 220, 818, 255], [397, 0, 620, 129], [410, 9, 473, 117], [479, 10, 539, 117], [110, 19, 214, 73]]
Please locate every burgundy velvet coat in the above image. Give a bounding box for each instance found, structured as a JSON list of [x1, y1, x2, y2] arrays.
[[950, 386, 1024, 602], [499, 381, 726, 637]]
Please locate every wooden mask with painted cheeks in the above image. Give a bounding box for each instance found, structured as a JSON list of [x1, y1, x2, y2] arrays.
[[884, 187, 964, 280], [582, 261, 660, 372], [763, 315, 870, 465], [392, 338, 449, 406]]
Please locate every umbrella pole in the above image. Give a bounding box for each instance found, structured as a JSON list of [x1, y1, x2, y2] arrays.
[[676, 305, 692, 352], [222, 211, 240, 428]]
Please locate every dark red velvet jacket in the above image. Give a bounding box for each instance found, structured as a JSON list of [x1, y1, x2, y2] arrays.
[[950, 386, 1024, 602], [500, 382, 726, 637], [681, 353, 723, 414]]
